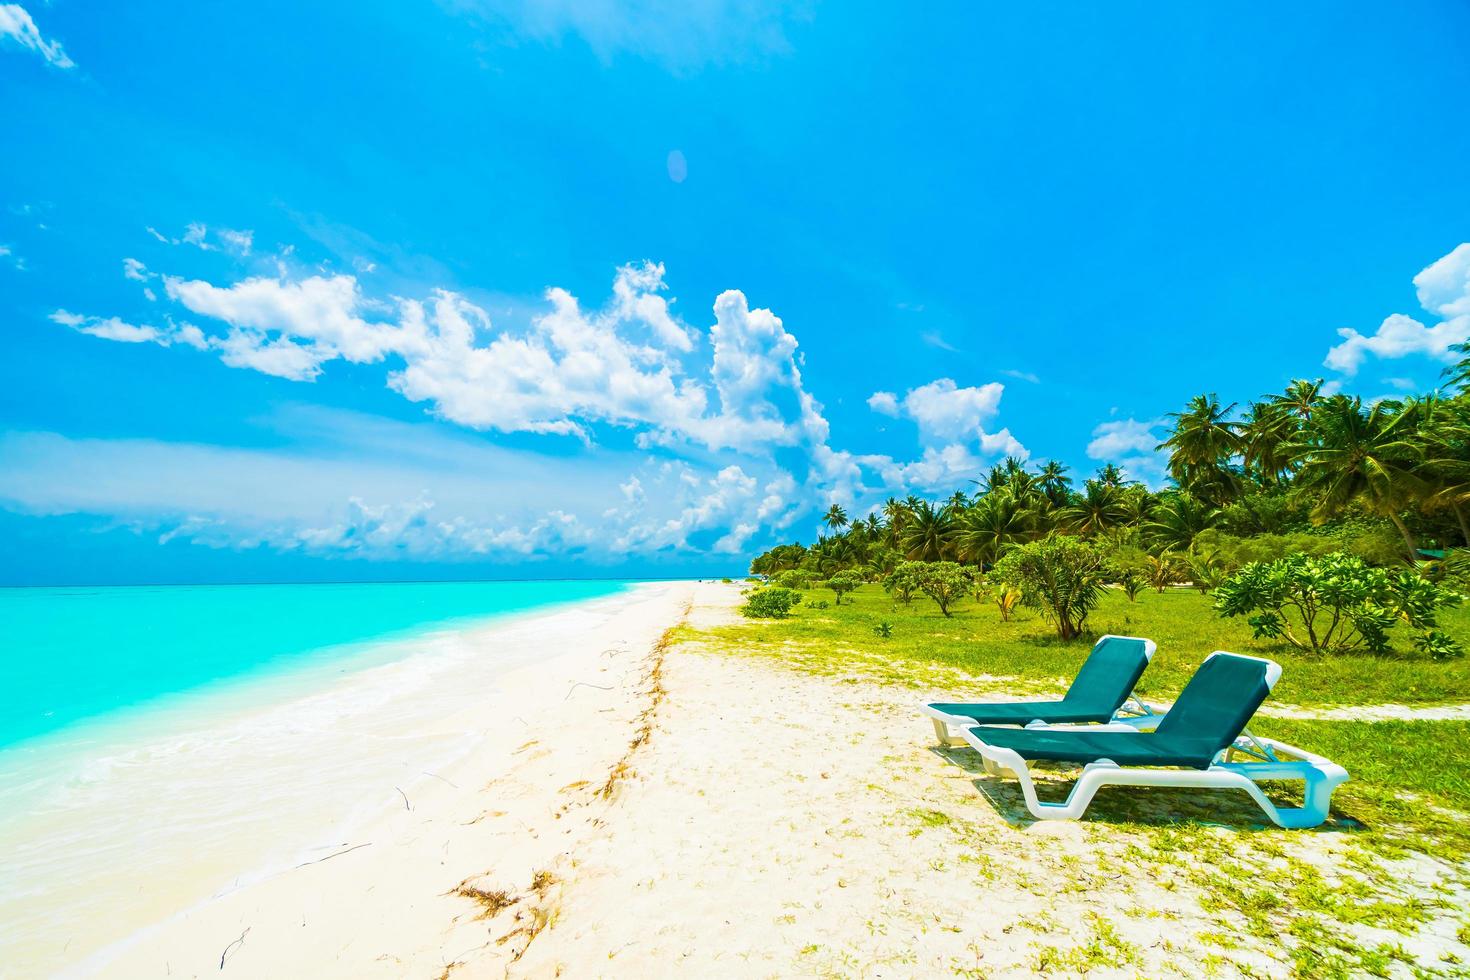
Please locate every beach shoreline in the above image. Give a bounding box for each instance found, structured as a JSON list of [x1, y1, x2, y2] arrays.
[[7, 579, 715, 978]]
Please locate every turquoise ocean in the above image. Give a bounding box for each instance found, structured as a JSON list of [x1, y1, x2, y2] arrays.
[[0, 579, 628, 749], [0, 578, 638, 975]]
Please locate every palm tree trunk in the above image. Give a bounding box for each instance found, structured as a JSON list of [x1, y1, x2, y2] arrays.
[[1455, 504, 1470, 548], [1387, 512, 1418, 560]]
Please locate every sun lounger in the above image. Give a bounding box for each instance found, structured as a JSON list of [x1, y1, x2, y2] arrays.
[[920, 634, 1159, 747], [960, 652, 1349, 829]]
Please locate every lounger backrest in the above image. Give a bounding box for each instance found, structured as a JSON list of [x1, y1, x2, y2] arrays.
[[1059, 635, 1153, 715], [1154, 652, 1275, 752]]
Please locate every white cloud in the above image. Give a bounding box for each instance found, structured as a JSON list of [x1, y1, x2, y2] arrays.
[[1324, 244, 1470, 376], [0, 412, 797, 562], [1085, 417, 1168, 489], [0, 4, 74, 68], [866, 390, 899, 416], [48, 310, 208, 347], [453, 0, 808, 70], [892, 378, 1004, 444], [1001, 369, 1040, 384], [48, 252, 1039, 560], [920, 331, 957, 352], [123, 258, 150, 282], [1415, 243, 1470, 318], [1086, 417, 1163, 459], [147, 223, 255, 255]]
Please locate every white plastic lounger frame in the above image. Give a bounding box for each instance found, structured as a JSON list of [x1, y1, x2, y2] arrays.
[[919, 635, 1159, 747], [959, 653, 1350, 830]]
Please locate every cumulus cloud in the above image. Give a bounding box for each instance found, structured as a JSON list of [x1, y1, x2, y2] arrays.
[[47, 252, 1035, 560], [867, 391, 899, 416], [866, 378, 1018, 465], [1324, 243, 1470, 377], [1086, 417, 1163, 459], [0, 4, 74, 68], [1084, 417, 1169, 489]]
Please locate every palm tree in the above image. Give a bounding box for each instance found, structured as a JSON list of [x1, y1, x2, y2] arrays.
[[1036, 460, 1072, 504], [1159, 393, 1243, 505], [955, 492, 1032, 567], [1418, 396, 1470, 545], [1291, 396, 1428, 556], [822, 503, 849, 533], [1272, 378, 1324, 421], [1094, 463, 1126, 488], [1061, 481, 1129, 537], [1442, 341, 1470, 395], [947, 489, 970, 511], [1240, 401, 1298, 486], [1144, 492, 1220, 552], [900, 500, 957, 561]]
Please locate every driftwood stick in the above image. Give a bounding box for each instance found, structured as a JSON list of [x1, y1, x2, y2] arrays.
[[396, 787, 412, 811], [219, 927, 250, 970], [564, 681, 614, 701], [294, 842, 371, 869]]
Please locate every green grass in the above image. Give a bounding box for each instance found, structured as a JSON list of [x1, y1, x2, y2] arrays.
[[707, 584, 1470, 707], [1255, 719, 1470, 810]]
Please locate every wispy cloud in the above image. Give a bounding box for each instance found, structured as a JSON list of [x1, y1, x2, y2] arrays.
[[0, 3, 74, 68], [450, 0, 811, 71], [1001, 369, 1040, 384], [919, 330, 957, 352]]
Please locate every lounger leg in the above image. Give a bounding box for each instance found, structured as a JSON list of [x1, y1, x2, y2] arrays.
[[932, 718, 951, 745]]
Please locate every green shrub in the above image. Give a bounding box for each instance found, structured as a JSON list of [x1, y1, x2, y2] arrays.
[[774, 569, 815, 590], [1120, 574, 1145, 602], [992, 537, 1112, 640], [873, 621, 894, 639], [740, 587, 804, 619], [720, 577, 733, 584], [914, 561, 971, 617], [882, 562, 924, 604], [1213, 552, 1464, 658], [826, 575, 858, 604]]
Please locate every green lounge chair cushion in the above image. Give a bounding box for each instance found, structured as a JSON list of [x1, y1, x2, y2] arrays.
[[970, 728, 1225, 769], [929, 636, 1150, 727], [966, 653, 1274, 770]]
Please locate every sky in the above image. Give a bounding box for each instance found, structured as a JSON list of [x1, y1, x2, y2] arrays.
[[2, 1, 1469, 585]]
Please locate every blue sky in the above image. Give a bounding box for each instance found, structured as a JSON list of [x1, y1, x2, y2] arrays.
[[3, 1, 1469, 585]]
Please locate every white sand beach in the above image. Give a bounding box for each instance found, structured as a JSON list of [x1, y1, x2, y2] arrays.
[[17, 580, 1467, 978], [7, 581, 699, 977]]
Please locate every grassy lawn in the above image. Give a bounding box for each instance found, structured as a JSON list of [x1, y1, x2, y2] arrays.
[[700, 583, 1470, 707]]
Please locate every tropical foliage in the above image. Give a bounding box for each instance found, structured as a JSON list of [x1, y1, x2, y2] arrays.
[[1214, 553, 1464, 659], [748, 364, 1470, 656], [740, 587, 803, 619], [992, 537, 1112, 640]]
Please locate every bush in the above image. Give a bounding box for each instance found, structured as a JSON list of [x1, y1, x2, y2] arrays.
[[991, 580, 1022, 621], [1145, 553, 1185, 593], [914, 561, 971, 617], [774, 569, 815, 590], [873, 621, 894, 639], [740, 587, 803, 619], [826, 575, 858, 605], [720, 577, 733, 584], [882, 562, 924, 604], [992, 537, 1112, 640], [1213, 552, 1464, 658], [1120, 574, 1145, 602]]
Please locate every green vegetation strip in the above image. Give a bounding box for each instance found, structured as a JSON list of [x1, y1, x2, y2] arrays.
[[706, 584, 1470, 707]]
